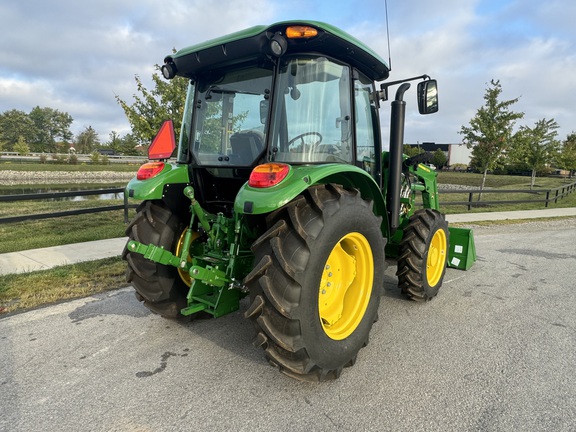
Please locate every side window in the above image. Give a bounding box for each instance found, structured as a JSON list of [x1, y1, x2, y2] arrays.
[[192, 66, 273, 166], [354, 73, 377, 176], [272, 57, 353, 164]]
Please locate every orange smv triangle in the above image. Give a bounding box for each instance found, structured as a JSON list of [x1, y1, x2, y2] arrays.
[[148, 120, 176, 160]]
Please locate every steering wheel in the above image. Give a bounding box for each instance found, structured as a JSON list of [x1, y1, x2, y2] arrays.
[[287, 132, 323, 149]]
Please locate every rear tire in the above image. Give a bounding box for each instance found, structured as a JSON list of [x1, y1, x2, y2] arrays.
[[123, 201, 188, 318], [244, 184, 385, 381], [396, 209, 449, 301]]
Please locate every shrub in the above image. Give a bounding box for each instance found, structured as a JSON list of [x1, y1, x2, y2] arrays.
[[52, 153, 67, 164]]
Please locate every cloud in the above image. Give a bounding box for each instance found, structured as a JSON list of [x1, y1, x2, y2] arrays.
[[349, 0, 576, 144], [0, 0, 276, 140], [0, 0, 574, 146]]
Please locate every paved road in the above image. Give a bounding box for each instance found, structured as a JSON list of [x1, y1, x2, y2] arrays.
[[1, 220, 575, 432]]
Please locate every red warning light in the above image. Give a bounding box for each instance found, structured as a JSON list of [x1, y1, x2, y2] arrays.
[[148, 120, 176, 160]]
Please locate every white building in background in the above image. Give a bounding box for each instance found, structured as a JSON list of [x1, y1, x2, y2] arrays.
[[406, 142, 472, 167], [447, 143, 472, 165]]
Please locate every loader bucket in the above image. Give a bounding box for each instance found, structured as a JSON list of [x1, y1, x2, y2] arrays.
[[447, 227, 476, 270]]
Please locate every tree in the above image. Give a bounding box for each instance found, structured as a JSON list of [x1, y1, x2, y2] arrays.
[[106, 131, 122, 154], [115, 64, 189, 148], [119, 134, 141, 156], [557, 133, 576, 178], [509, 118, 560, 189], [459, 80, 524, 198], [13, 136, 30, 156], [75, 126, 100, 154], [403, 144, 424, 157], [105, 131, 140, 156], [432, 148, 448, 170], [0, 109, 37, 151], [28, 106, 73, 152]]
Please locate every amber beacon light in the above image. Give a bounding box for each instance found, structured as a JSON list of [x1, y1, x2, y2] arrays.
[[286, 26, 318, 39]]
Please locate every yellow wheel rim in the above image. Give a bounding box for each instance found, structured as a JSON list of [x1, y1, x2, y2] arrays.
[[318, 232, 374, 340], [426, 229, 447, 287], [175, 229, 199, 287]]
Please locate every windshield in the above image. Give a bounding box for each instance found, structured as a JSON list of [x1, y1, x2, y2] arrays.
[[192, 66, 273, 166], [270, 57, 353, 164]]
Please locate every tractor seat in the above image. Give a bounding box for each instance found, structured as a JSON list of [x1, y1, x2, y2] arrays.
[[230, 130, 264, 165]]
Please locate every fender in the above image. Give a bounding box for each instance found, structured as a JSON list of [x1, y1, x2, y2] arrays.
[[125, 163, 190, 201], [235, 164, 389, 234]]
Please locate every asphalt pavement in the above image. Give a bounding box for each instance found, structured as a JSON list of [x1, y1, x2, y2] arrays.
[[1, 207, 575, 276], [1, 218, 575, 431]]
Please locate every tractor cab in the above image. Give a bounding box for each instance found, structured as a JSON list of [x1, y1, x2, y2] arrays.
[[162, 22, 392, 214], [184, 55, 372, 166]]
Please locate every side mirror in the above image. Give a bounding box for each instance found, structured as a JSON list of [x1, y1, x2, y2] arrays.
[[417, 79, 439, 115]]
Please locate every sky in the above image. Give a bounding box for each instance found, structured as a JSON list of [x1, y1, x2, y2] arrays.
[[1, 0, 574, 146]]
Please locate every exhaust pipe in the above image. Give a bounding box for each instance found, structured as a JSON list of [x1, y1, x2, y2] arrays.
[[387, 83, 410, 233]]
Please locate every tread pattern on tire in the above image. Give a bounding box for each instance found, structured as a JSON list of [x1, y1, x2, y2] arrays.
[[244, 184, 384, 382], [122, 200, 187, 318], [396, 208, 448, 301]]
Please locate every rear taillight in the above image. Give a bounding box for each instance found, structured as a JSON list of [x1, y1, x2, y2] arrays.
[[248, 163, 290, 188], [136, 162, 165, 180]]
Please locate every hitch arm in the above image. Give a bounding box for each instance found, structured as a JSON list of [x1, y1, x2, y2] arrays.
[[126, 240, 182, 268]]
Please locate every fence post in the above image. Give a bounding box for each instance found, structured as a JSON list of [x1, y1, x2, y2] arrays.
[[124, 191, 129, 224], [545, 190, 550, 207], [467, 192, 473, 211]]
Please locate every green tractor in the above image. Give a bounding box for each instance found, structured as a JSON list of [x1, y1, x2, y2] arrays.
[[123, 21, 475, 381]]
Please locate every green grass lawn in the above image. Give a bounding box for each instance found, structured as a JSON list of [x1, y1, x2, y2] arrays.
[[0, 210, 131, 254], [0, 257, 128, 314], [437, 171, 572, 188]]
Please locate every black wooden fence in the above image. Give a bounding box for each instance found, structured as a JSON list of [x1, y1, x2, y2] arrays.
[[438, 180, 576, 211], [0, 180, 574, 225], [0, 188, 135, 224]]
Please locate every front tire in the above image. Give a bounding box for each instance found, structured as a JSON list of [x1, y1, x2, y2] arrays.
[[244, 184, 385, 381], [122, 201, 188, 318], [396, 209, 449, 301]]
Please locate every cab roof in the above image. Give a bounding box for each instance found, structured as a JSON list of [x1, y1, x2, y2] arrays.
[[164, 21, 390, 82]]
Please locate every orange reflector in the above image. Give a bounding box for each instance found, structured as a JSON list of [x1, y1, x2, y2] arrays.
[[148, 120, 176, 160], [248, 163, 290, 188], [137, 162, 165, 180], [286, 26, 318, 39]]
